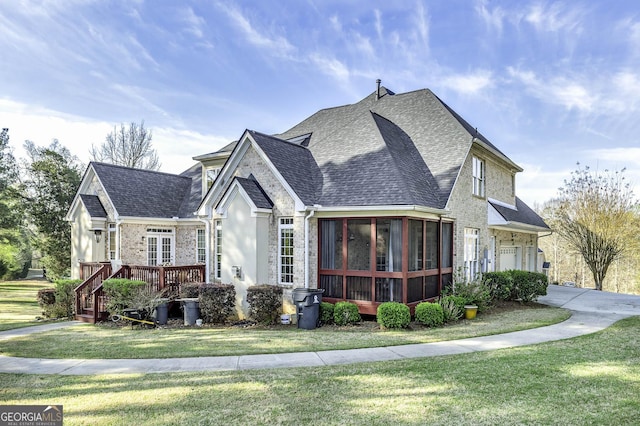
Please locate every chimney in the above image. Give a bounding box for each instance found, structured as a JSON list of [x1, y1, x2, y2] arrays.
[[376, 79, 381, 100]]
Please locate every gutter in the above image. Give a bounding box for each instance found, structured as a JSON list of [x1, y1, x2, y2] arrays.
[[304, 205, 321, 289]]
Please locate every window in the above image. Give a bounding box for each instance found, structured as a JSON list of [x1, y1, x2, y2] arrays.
[[408, 220, 423, 272], [472, 156, 485, 197], [279, 218, 294, 284], [206, 167, 221, 189], [425, 221, 439, 270], [108, 223, 116, 260], [146, 228, 174, 266], [320, 219, 342, 270], [441, 222, 453, 269], [196, 229, 206, 264], [347, 219, 371, 270], [214, 220, 222, 280], [464, 228, 480, 281]]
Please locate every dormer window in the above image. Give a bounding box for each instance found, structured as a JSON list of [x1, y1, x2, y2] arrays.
[[472, 156, 485, 197], [206, 167, 221, 189]]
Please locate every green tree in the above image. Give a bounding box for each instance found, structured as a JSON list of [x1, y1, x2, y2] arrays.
[[0, 128, 30, 280], [555, 164, 639, 291], [89, 121, 160, 170], [23, 140, 83, 279]]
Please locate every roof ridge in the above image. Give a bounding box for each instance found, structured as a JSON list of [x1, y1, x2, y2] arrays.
[[91, 161, 192, 180], [248, 130, 310, 151]]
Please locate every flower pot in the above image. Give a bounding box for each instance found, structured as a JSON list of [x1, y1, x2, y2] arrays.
[[464, 305, 478, 320]]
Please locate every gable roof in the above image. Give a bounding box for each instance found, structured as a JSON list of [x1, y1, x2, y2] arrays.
[[79, 194, 107, 218], [489, 197, 550, 230], [91, 162, 199, 218], [269, 87, 522, 209], [236, 177, 274, 209]]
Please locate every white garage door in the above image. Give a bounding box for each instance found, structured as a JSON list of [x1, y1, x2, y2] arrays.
[[499, 246, 520, 271]]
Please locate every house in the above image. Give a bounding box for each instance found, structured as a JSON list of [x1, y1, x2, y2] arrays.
[[68, 85, 550, 320]]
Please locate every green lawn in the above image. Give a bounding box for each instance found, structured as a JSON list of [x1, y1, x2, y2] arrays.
[[1, 304, 570, 358], [1, 316, 638, 425], [0, 279, 52, 331]]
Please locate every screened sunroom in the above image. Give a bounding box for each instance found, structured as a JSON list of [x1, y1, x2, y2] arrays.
[[318, 217, 454, 315]]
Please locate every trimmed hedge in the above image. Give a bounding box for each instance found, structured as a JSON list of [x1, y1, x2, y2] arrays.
[[179, 282, 200, 298], [37, 288, 56, 307], [377, 301, 411, 329], [246, 285, 283, 324], [36, 279, 82, 319], [334, 301, 361, 326], [103, 278, 147, 316], [482, 271, 548, 302], [199, 283, 236, 324], [320, 302, 335, 325], [415, 301, 444, 327]]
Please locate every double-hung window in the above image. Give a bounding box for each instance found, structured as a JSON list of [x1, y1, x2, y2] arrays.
[[464, 228, 479, 281], [196, 229, 206, 264], [108, 223, 117, 260], [214, 220, 222, 280], [279, 218, 294, 284], [472, 156, 485, 197]]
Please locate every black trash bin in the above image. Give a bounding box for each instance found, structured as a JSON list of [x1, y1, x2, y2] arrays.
[[292, 288, 324, 330], [154, 303, 168, 325], [182, 300, 200, 326]]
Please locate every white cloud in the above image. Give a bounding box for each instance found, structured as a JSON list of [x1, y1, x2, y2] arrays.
[[475, 0, 506, 34], [309, 54, 350, 84], [180, 7, 206, 39], [524, 2, 584, 34], [441, 70, 494, 95]]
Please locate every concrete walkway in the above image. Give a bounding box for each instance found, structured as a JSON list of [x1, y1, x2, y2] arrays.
[[1, 285, 638, 375]]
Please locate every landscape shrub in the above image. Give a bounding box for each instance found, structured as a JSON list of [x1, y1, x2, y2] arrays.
[[334, 301, 361, 326], [179, 282, 200, 298], [448, 276, 492, 312], [37, 288, 56, 307], [199, 283, 236, 324], [439, 295, 464, 322], [52, 279, 81, 318], [246, 285, 283, 324], [415, 302, 444, 327], [320, 302, 335, 325], [482, 271, 513, 301], [103, 278, 147, 316], [510, 270, 548, 302], [376, 301, 411, 329], [128, 287, 167, 321]]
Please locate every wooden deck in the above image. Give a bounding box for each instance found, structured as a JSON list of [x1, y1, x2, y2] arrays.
[[74, 262, 205, 323]]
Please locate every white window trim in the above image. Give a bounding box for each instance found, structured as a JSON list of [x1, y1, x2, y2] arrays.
[[214, 220, 222, 280], [464, 228, 479, 281], [146, 228, 175, 266], [278, 218, 294, 285], [472, 156, 485, 197], [196, 228, 206, 264], [108, 223, 117, 261]]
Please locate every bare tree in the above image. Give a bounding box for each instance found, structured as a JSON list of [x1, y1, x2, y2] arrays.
[[90, 121, 161, 170], [555, 164, 639, 291]]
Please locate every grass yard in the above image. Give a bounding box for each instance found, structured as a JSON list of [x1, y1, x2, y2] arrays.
[[0, 316, 638, 425], [1, 304, 570, 358], [0, 279, 52, 332]]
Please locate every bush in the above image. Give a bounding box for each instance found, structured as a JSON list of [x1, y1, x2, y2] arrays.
[[37, 288, 56, 307], [246, 285, 283, 324], [448, 276, 492, 312], [510, 270, 548, 302], [199, 283, 236, 324], [415, 302, 445, 327], [439, 296, 464, 322], [103, 278, 147, 316], [483, 272, 513, 301], [52, 279, 81, 318], [376, 302, 411, 329], [179, 282, 200, 298], [334, 301, 361, 326], [320, 302, 334, 325]]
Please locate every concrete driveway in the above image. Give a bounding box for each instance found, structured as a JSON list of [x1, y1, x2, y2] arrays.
[[538, 284, 640, 317]]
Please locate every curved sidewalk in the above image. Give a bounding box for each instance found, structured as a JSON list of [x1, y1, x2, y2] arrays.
[[0, 285, 638, 375]]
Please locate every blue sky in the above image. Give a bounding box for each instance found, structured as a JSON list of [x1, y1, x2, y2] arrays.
[[1, 0, 639, 207]]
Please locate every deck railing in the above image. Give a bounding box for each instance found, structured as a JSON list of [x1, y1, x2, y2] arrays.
[[76, 263, 206, 323]]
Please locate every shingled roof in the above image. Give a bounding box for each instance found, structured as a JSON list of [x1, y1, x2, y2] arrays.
[[79, 194, 107, 218], [235, 176, 274, 209], [91, 162, 200, 218], [268, 87, 518, 209], [489, 197, 550, 230]]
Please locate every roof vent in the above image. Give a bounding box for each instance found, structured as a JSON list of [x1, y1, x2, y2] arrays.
[[376, 79, 381, 100]]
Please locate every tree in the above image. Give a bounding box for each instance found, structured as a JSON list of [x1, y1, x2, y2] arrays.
[[89, 121, 161, 170], [23, 140, 83, 279], [555, 164, 639, 291], [0, 128, 31, 279]]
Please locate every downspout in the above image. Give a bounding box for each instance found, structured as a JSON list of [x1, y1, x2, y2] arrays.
[[304, 207, 318, 289], [198, 216, 211, 281]]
